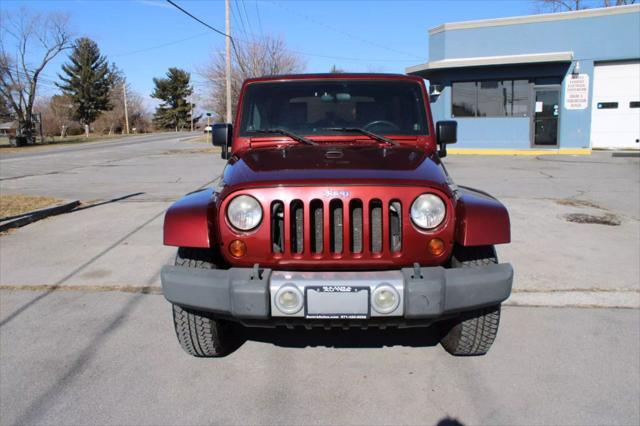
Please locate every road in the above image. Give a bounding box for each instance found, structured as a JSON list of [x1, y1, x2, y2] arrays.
[[1, 290, 638, 426], [0, 133, 190, 160], [0, 134, 639, 425]]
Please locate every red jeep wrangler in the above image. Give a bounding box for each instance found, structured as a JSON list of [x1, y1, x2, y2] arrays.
[[161, 74, 512, 357]]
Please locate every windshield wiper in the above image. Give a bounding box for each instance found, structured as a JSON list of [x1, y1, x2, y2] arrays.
[[325, 127, 399, 147], [249, 128, 317, 146]]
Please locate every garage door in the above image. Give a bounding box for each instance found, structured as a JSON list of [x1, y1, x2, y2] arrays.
[[590, 61, 640, 149]]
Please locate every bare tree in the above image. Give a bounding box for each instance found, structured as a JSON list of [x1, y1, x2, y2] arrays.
[[94, 81, 147, 135], [129, 103, 152, 134], [94, 64, 126, 135], [602, 0, 637, 5], [201, 37, 305, 122], [0, 8, 72, 146], [535, 0, 635, 12], [37, 94, 75, 137]]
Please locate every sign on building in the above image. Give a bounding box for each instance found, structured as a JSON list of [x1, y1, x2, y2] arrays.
[[565, 74, 589, 110]]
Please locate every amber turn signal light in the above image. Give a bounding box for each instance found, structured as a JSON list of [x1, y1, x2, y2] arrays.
[[229, 239, 247, 257], [428, 238, 445, 256]]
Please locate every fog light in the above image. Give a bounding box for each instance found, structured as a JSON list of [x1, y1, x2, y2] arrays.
[[371, 284, 399, 314], [275, 285, 303, 315], [428, 238, 445, 256], [229, 239, 247, 257]]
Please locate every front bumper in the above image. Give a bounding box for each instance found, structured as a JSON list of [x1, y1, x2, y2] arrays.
[[161, 263, 513, 324]]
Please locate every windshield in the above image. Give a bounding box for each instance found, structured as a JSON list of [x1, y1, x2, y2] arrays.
[[239, 80, 429, 137]]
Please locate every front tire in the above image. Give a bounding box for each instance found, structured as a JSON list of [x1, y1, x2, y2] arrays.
[[440, 245, 502, 356], [172, 304, 231, 357], [440, 305, 501, 356], [171, 247, 233, 357]]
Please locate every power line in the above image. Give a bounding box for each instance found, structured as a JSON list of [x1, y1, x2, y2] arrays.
[[267, 0, 422, 60], [229, 35, 418, 62], [232, 0, 250, 42], [21, 63, 59, 82], [229, 2, 242, 37], [229, 4, 243, 37], [221, 29, 418, 63], [0, 65, 60, 87], [254, 0, 264, 37], [166, 0, 229, 39], [278, 48, 417, 63], [239, 0, 255, 41], [111, 32, 211, 57], [165, 0, 421, 64], [0, 65, 55, 83], [230, 1, 247, 44], [165, 0, 247, 74]]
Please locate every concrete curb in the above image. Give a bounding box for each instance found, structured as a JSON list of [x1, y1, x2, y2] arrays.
[[448, 148, 592, 155], [0, 200, 80, 232], [0, 284, 162, 294], [506, 290, 640, 309]]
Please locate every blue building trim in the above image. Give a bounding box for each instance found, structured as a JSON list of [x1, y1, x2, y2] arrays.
[[435, 13, 640, 62], [408, 5, 640, 150]]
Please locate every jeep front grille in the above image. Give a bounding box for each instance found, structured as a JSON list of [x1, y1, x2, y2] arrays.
[[271, 198, 402, 256]]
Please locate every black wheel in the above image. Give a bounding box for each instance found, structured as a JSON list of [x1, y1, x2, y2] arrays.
[[171, 247, 233, 357], [451, 245, 498, 268], [174, 247, 217, 269], [441, 245, 501, 356], [172, 304, 231, 357]]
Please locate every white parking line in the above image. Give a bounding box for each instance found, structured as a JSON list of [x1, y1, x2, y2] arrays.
[[507, 289, 640, 308]]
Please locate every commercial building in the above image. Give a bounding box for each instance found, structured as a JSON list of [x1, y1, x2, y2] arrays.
[[407, 5, 640, 153]]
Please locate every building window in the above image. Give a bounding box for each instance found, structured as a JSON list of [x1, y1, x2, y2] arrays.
[[477, 81, 505, 117], [452, 80, 530, 118], [629, 101, 639, 108], [451, 82, 476, 117]]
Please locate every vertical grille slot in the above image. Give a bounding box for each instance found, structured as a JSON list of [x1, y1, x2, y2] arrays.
[[329, 200, 343, 254], [290, 200, 304, 254], [389, 200, 402, 253], [310, 199, 323, 254], [271, 201, 284, 253], [369, 199, 383, 253], [349, 200, 363, 253]]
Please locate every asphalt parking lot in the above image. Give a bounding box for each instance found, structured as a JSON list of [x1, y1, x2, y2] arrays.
[[1, 134, 639, 425]]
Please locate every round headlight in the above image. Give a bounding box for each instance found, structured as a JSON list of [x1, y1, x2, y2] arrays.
[[410, 194, 446, 229], [227, 195, 263, 231], [275, 285, 303, 315], [371, 284, 400, 314]]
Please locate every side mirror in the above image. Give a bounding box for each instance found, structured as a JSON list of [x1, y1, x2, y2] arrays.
[[212, 123, 232, 160], [436, 120, 457, 158]]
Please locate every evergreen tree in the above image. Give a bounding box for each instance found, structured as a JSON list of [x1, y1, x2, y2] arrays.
[[151, 68, 198, 131], [57, 37, 112, 136], [108, 63, 126, 90]]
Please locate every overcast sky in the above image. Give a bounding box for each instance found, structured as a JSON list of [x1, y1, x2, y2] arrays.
[[2, 0, 536, 111]]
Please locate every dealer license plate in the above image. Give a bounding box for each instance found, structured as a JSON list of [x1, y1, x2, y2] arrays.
[[305, 286, 370, 319]]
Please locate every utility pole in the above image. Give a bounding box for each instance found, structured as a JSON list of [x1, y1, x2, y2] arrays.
[[225, 0, 232, 124], [190, 98, 194, 132], [36, 112, 44, 143], [123, 81, 130, 135]]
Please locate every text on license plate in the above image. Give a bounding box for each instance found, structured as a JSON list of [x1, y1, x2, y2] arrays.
[[305, 286, 370, 319]]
